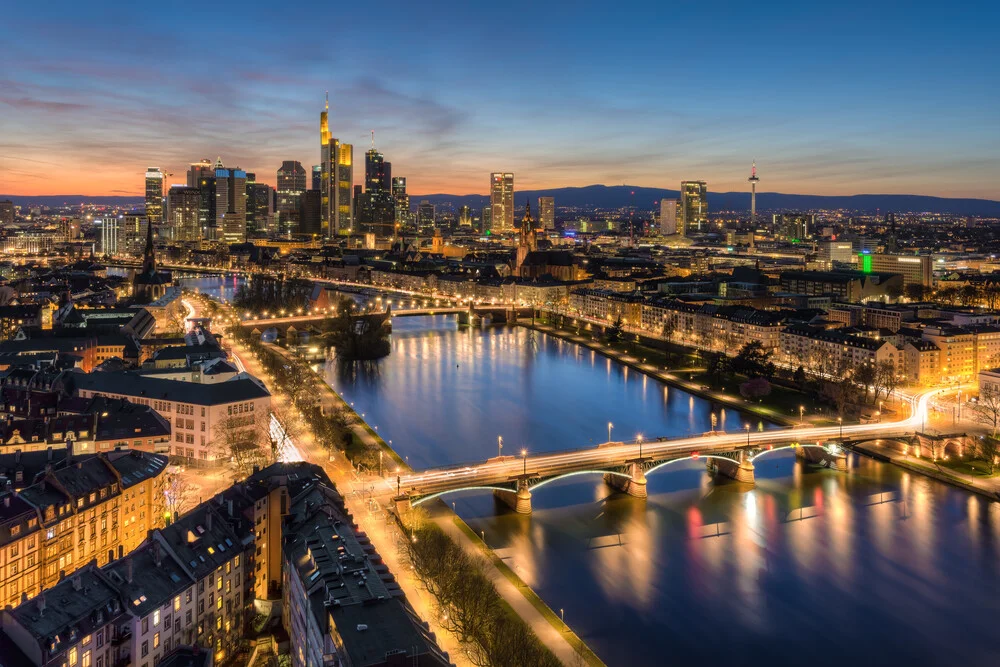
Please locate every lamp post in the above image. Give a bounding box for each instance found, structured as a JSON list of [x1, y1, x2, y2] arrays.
[[637, 434, 643, 459], [498, 435, 503, 459], [838, 416, 843, 441], [607, 422, 613, 443], [745, 423, 751, 447], [710, 412, 717, 434], [799, 405, 805, 426], [521, 449, 528, 476]]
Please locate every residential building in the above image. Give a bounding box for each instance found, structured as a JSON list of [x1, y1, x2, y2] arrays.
[[0, 200, 14, 226], [779, 324, 902, 376]]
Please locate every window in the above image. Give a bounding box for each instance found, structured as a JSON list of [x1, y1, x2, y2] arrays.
[[153, 610, 160, 626], [69, 647, 78, 666], [173, 596, 180, 611], [153, 632, 159, 649], [141, 640, 148, 657], [142, 617, 149, 634], [82, 650, 91, 667]]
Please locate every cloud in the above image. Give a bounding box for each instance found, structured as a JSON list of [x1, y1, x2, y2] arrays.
[[0, 96, 87, 112]]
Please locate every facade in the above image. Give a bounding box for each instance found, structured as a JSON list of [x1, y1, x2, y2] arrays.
[[679, 181, 707, 235], [920, 325, 1000, 383], [0, 450, 168, 608], [642, 301, 788, 354], [779, 270, 903, 303], [319, 102, 354, 237], [277, 161, 306, 234], [166, 187, 201, 242], [489, 173, 514, 232], [865, 253, 933, 288], [144, 168, 164, 225], [69, 371, 271, 465], [392, 177, 409, 225], [778, 324, 902, 376], [213, 166, 247, 244], [0, 200, 14, 226], [538, 196, 555, 230], [417, 201, 435, 230], [773, 214, 814, 242], [817, 240, 854, 265], [659, 199, 678, 235], [245, 180, 273, 236]]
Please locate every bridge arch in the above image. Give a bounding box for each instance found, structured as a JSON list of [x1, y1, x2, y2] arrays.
[[644, 454, 735, 478], [749, 444, 828, 463], [411, 486, 516, 507], [846, 436, 916, 455], [529, 469, 631, 492]]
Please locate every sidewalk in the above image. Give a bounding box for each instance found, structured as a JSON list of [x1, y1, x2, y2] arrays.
[[854, 440, 1000, 501], [432, 512, 599, 667]]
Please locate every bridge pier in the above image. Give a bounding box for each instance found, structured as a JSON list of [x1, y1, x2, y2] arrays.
[[605, 462, 648, 498], [796, 445, 848, 471], [494, 480, 532, 515], [709, 451, 755, 485]]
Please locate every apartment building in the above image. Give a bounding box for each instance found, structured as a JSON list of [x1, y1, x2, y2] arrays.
[[0, 450, 168, 608], [919, 325, 1000, 383], [778, 324, 902, 376], [568, 289, 644, 327], [69, 371, 270, 465], [642, 300, 788, 353]]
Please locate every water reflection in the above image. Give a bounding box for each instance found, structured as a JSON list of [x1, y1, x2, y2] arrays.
[[329, 316, 1000, 667]]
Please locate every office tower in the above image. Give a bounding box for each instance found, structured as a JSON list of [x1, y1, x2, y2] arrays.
[[392, 176, 409, 224], [538, 196, 555, 230], [459, 205, 473, 227], [679, 180, 708, 236], [0, 200, 13, 226], [355, 135, 395, 237], [311, 164, 322, 191], [482, 206, 492, 232], [299, 189, 322, 236], [417, 201, 435, 230], [144, 167, 164, 225], [383, 161, 392, 191], [320, 96, 354, 237], [246, 178, 274, 236], [277, 160, 306, 234], [772, 213, 813, 242], [186, 158, 213, 187], [213, 161, 247, 243], [166, 186, 201, 241], [659, 198, 678, 235], [747, 162, 759, 224], [365, 146, 388, 193], [867, 253, 933, 287], [489, 173, 514, 231], [98, 216, 120, 255], [120, 214, 149, 256]]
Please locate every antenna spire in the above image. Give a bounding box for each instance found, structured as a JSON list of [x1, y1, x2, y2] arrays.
[[371, 129, 375, 150], [325, 91, 329, 111]]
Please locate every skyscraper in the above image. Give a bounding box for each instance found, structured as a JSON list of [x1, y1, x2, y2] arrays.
[[659, 199, 678, 235], [277, 160, 306, 234], [186, 159, 213, 187], [748, 161, 759, 224], [166, 186, 201, 242], [417, 201, 435, 230], [320, 96, 354, 237], [214, 161, 247, 243], [0, 200, 14, 226], [144, 168, 164, 225], [680, 181, 708, 236], [246, 176, 274, 236], [392, 177, 409, 224], [365, 146, 388, 193], [489, 173, 514, 232], [311, 165, 322, 191], [458, 205, 473, 227], [537, 196, 555, 231]]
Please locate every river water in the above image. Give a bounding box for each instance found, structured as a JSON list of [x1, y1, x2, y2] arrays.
[[325, 315, 1000, 667]]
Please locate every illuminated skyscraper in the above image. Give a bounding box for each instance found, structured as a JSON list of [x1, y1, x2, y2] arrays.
[[186, 159, 213, 187], [392, 177, 409, 224], [489, 173, 514, 232], [213, 161, 247, 243], [246, 174, 274, 236], [166, 186, 201, 242], [537, 196, 554, 230], [458, 205, 473, 227], [659, 198, 678, 235], [311, 164, 321, 191], [680, 180, 708, 236], [320, 95, 354, 237], [277, 160, 306, 233], [144, 168, 164, 225], [417, 201, 435, 230]]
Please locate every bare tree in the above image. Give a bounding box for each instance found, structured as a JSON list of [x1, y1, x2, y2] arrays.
[[973, 385, 1000, 436], [213, 410, 274, 478], [164, 471, 194, 519], [975, 436, 999, 474]]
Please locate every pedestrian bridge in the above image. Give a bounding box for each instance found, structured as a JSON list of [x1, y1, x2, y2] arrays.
[[395, 392, 967, 514]]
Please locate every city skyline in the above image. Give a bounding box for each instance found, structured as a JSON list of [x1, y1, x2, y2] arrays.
[[2, 2, 998, 199]]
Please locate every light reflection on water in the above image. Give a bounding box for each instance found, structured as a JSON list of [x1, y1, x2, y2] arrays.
[[328, 315, 1000, 667]]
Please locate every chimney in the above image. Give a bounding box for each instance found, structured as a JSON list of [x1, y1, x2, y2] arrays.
[[152, 540, 162, 567], [72, 575, 82, 591], [37, 594, 45, 616], [126, 559, 133, 583]]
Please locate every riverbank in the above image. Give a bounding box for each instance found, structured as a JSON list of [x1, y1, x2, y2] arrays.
[[853, 440, 1000, 502], [521, 320, 799, 427]]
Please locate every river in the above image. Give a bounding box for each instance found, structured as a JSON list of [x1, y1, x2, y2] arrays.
[[324, 315, 1000, 667]]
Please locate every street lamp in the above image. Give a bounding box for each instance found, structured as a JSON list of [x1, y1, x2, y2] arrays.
[[498, 435, 503, 459], [607, 422, 613, 443], [799, 405, 805, 426], [637, 434, 643, 459], [837, 416, 843, 441], [521, 449, 528, 476]]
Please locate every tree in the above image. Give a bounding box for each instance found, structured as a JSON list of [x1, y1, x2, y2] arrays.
[[959, 284, 981, 307], [793, 365, 807, 389], [972, 384, 1000, 436], [605, 315, 624, 344], [873, 360, 899, 406], [975, 436, 999, 474], [705, 352, 729, 388], [983, 283, 1000, 311], [730, 341, 776, 379], [213, 410, 274, 479], [740, 377, 772, 401], [886, 283, 904, 303], [904, 283, 928, 302], [322, 297, 391, 361], [852, 363, 877, 403], [164, 470, 194, 520], [935, 286, 960, 305]]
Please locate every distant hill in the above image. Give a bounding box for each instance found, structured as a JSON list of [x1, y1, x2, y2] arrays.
[[412, 185, 1000, 216], [4, 186, 999, 216]]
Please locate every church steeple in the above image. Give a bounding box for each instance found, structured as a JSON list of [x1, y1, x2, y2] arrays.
[[141, 218, 155, 275]]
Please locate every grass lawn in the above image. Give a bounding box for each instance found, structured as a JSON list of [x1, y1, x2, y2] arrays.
[[937, 457, 999, 479]]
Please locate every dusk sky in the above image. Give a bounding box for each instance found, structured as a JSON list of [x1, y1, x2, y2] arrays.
[[2, 1, 998, 199]]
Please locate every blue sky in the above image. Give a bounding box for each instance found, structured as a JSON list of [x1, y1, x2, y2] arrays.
[[1, 1, 998, 198]]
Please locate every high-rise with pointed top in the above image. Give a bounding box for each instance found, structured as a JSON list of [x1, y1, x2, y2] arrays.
[[320, 93, 353, 238]]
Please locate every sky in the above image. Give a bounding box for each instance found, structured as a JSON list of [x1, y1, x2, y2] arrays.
[[1, 1, 998, 199]]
